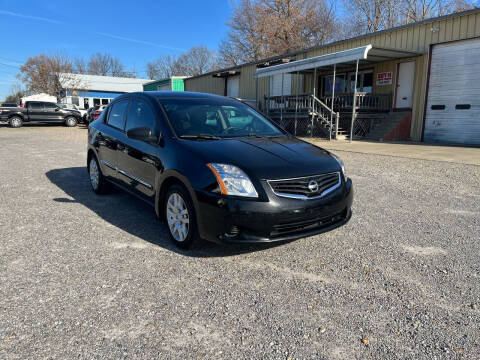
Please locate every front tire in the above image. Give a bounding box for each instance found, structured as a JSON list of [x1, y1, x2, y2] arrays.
[[65, 116, 77, 127], [9, 116, 23, 128], [164, 184, 199, 249], [88, 156, 111, 194]]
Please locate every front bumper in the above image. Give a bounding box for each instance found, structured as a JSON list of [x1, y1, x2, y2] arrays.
[[195, 178, 353, 244]]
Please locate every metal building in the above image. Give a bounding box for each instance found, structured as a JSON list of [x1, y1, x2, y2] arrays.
[[184, 8, 480, 145], [59, 73, 149, 110], [143, 77, 187, 92]]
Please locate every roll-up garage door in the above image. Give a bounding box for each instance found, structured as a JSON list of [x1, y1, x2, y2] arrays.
[[424, 38, 480, 145]]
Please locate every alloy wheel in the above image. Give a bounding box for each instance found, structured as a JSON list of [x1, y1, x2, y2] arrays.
[[10, 117, 21, 127], [89, 159, 100, 190], [66, 117, 76, 127], [166, 192, 190, 242]]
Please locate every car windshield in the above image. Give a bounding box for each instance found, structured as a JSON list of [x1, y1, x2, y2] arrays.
[[160, 98, 283, 138]]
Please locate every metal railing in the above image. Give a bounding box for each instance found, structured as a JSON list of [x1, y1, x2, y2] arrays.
[[321, 93, 392, 112], [264, 94, 339, 139]]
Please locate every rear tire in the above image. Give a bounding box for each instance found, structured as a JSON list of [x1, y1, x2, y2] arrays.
[[88, 155, 111, 194], [9, 116, 23, 128], [65, 116, 77, 127], [164, 184, 199, 249]]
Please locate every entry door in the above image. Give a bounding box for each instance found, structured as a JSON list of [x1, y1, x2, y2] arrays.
[[227, 76, 239, 98], [395, 61, 415, 108]]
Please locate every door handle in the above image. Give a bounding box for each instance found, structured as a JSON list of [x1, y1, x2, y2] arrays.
[[402, 97, 407, 100]]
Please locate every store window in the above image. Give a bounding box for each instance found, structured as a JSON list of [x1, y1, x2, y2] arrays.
[[322, 74, 346, 96], [322, 69, 373, 96]]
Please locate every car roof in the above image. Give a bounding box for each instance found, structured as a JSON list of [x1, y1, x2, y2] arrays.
[[116, 91, 233, 102]]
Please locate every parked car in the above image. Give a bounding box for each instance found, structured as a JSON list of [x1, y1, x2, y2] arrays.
[[1, 103, 18, 107], [59, 103, 87, 122], [0, 101, 82, 128], [87, 92, 353, 248], [86, 105, 106, 123]]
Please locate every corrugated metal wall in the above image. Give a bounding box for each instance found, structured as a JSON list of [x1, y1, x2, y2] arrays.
[[184, 9, 480, 141]]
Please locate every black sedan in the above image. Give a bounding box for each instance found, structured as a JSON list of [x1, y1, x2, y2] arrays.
[[87, 91, 353, 248]]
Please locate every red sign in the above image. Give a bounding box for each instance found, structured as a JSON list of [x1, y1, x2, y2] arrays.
[[376, 72, 392, 85]]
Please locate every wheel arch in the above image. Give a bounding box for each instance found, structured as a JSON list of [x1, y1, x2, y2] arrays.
[[8, 113, 24, 120], [86, 149, 96, 172], [155, 171, 203, 235]]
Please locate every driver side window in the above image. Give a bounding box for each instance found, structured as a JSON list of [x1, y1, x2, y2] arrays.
[[126, 99, 156, 132]]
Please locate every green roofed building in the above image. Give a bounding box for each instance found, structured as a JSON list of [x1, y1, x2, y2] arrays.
[[143, 77, 187, 92]]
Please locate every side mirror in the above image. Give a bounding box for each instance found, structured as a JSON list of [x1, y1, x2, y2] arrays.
[[55, 107, 60, 111], [126, 126, 158, 143]]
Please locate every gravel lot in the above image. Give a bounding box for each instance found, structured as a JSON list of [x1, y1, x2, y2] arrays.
[[1, 124, 479, 359]]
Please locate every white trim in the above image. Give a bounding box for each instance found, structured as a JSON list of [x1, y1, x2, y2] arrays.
[[255, 45, 373, 78]]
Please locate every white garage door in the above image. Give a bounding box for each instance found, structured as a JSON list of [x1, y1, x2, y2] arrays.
[[157, 83, 171, 91], [424, 38, 480, 145], [227, 76, 239, 98]]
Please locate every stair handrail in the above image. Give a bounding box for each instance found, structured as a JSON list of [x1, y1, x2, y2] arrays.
[[311, 94, 334, 114], [310, 94, 340, 139]]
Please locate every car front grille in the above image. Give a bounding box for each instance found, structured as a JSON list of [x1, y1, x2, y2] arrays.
[[270, 210, 346, 238], [267, 172, 341, 199]]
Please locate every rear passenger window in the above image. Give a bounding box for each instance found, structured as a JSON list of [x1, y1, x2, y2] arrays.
[[107, 100, 128, 130], [126, 99, 155, 132], [29, 102, 43, 109]]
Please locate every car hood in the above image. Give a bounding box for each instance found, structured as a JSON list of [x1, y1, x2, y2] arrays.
[[180, 136, 340, 180]]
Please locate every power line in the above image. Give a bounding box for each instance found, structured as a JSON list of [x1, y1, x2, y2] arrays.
[[0, 62, 20, 69]]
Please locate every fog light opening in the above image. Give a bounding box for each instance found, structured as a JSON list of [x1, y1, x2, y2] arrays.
[[224, 225, 241, 238]]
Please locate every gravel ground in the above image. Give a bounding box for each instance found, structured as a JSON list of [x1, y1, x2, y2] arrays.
[[0, 124, 479, 359]]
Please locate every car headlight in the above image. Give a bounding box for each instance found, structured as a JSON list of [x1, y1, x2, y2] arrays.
[[330, 153, 346, 179], [207, 163, 258, 198]]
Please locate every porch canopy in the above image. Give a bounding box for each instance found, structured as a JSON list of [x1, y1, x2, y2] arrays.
[[254, 45, 421, 78], [254, 44, 422, 141]]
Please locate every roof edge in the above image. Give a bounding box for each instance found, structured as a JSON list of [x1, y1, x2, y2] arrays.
[[185, 7, 480, 81]]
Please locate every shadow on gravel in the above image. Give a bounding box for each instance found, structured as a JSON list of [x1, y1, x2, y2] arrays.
[[46, 167, 286, 258]]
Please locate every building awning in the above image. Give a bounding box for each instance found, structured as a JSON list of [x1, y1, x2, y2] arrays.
[[213, 70, 241, 78], [254, 45, 422, 78]]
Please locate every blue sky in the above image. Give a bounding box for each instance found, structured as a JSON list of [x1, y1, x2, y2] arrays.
[[0, 0, 231, 99]]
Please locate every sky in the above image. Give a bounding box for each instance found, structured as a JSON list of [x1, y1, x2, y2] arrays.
[[0, 0, 232, 99]]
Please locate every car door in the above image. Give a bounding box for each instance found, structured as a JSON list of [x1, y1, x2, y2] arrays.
[[26, 102, 44, 121], [116, 97, 161, 202], [96, 99, 128, 181], [43, 102, 63, 121]]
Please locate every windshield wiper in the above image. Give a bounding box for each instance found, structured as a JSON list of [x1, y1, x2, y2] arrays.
[[246, 133, 283, 139], [179, 134, 221, 140]]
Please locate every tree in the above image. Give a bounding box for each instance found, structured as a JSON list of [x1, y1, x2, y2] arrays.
[[342, 0, 477, 36], [73, 57, 88, 74], [4, 83, 24, 103], [87, 52, 130, 77], [146, 55, 181, 79], [146, 46, 218, 79], [175, 46, 218, 77], [401, 0, 476, 23], [218, 0, 339, 66], [18, 53, 82, 96], [342, 0, 402, 35]]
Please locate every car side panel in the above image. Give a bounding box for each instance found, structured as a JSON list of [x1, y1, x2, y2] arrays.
[[90, 123, 121, 180], [116, 133, 161, 202]]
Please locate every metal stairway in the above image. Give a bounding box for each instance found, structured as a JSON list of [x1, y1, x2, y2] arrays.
[[266, 94, 341, 139]]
